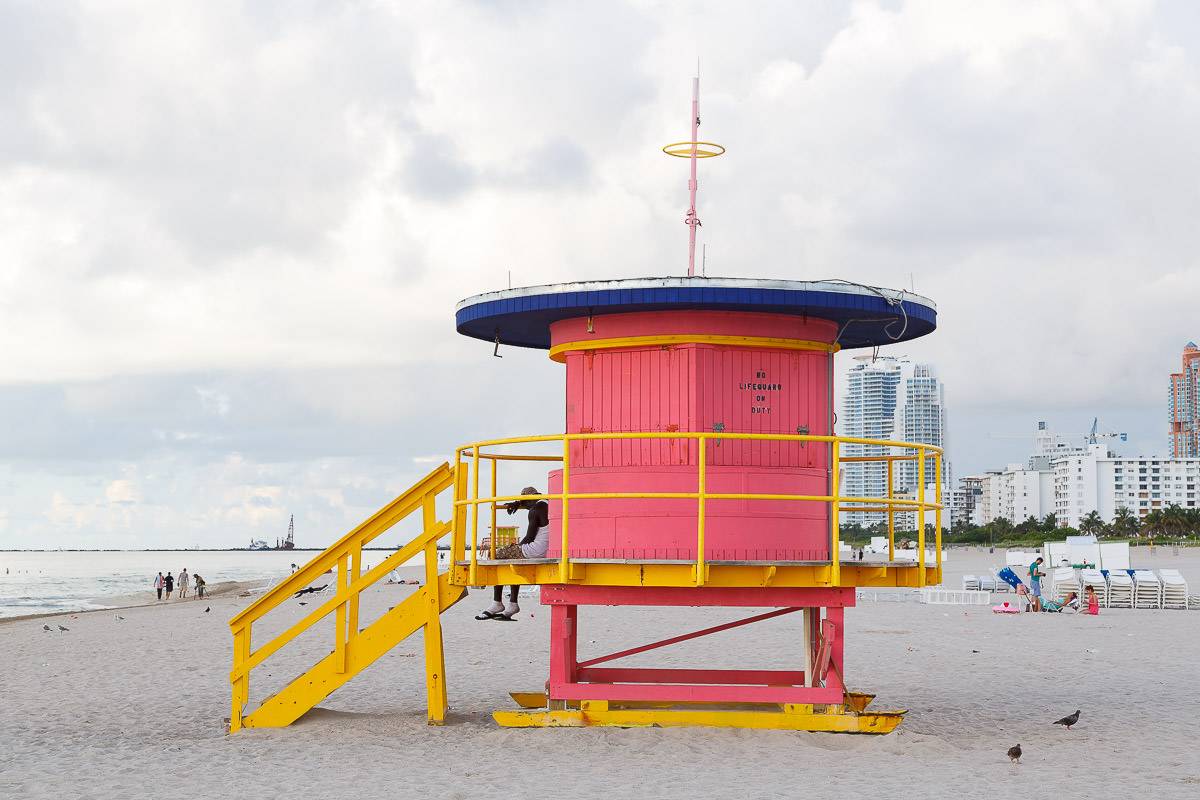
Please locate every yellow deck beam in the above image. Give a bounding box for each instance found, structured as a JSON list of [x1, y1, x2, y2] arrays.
[[451, 561, 940, 590]]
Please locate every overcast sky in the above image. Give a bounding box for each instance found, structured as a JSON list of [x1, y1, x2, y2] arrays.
[[2, 0, 1198, 549]]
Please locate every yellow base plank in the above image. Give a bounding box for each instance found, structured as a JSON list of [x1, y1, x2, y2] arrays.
[[493, 705, 905, 733]]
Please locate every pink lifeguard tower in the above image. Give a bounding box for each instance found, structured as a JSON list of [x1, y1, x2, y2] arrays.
[[451, 81, 941, 731], [227, 78, 943, 736]]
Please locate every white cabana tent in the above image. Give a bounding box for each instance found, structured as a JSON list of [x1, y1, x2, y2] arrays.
[[1065, 535, 1100, 567], [1099, 542, 1130, 571]]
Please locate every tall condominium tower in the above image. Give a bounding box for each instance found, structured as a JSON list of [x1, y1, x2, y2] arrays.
[[899, 364, 950, 497], [841, 357, 902, 527], [1169, 342, 1200, 458], [840, 357, 951, 528]]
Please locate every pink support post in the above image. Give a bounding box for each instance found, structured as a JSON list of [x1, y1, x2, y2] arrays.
[[548, 603, 578, 690]]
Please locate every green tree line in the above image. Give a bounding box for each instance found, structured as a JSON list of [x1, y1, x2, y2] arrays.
[[840, 503, 1200, 546]]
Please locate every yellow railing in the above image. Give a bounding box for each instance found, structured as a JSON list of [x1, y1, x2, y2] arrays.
[[228, 463, 456, 732], [454, 432, 943, 587]]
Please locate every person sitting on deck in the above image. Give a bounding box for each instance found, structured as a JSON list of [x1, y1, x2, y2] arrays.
[[475, 487, 550, 621]]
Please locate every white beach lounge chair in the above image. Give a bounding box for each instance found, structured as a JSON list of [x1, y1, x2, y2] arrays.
[[1050, 567, 1078, 603], [962, 574, 980, 591], [1079, 568, 1108, 608], [1158, 569, 1189, 610], [1133, 569, 1161, 609], [989, 569, 1011, 592], [1106, 570, 1134, 608], [979, 573, 997, 592]]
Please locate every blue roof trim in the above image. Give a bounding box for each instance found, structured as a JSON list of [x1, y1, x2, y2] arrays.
[[456, 283, 936, 351]]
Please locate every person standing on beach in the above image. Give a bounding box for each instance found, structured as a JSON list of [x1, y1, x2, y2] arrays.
[[164, 572, 175, 600], [1028, 557, 1045, 612], [154, 572, 165, 600], [178, 569, 189, 599], [194, 574, 206, 599]]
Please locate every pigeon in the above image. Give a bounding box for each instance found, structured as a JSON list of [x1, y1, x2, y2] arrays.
[[298, 602, 307, 606], [57, 625, 69, 632], [294, 585, 327, 597], [1007, 743, 1022, 764], [204, 607, 210, 613], [1054, 710, 1080, 730], [42, 624, 52, 632]]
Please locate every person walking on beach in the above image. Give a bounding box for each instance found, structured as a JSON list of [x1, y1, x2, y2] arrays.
[[178, 569, 189, 599], [475, 487, 550, 621], [194, 574, 206, 599], [1028, 557, 1045, 612], [164, 572, 175, 600], [154, 572, 165, 600]]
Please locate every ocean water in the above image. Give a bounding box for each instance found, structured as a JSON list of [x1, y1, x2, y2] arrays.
[[0, 549, 426, 619]]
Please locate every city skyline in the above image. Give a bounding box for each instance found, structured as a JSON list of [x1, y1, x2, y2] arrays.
[[838, 356, 950, 528], [2, 2, 1199, 549]]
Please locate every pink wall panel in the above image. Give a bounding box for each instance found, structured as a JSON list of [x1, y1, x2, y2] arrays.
[[551, 309, 838, 559]]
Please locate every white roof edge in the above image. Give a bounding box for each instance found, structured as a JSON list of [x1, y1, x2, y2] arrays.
[[455, 277, 936, 313]]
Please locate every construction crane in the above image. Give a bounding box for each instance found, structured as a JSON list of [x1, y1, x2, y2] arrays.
[[1086, 417, 1127, 445], [990, 419, 1127, 446]]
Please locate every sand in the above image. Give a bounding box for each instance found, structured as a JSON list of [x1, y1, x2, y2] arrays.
[[2, 549, 1199, 799]]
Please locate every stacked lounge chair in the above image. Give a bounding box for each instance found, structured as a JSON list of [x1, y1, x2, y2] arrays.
[[1050, 567, 1078, 603], [1132, 569, 1161, 609], [1106, 570, 1134, 608], [962, 574, 980, 591], [1158, 569, 1189, 610], [990, 568, 1011, 592], [979, 572, 998, 592]]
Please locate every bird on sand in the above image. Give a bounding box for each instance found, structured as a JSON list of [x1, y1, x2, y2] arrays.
[[1007, 744, 1022, 764], [42, 624, 52, 632], [57, 625, 69, 632], [114, 614, 125, 621], [1054, 710, 1080, 730], [204, 607, 210, 613]]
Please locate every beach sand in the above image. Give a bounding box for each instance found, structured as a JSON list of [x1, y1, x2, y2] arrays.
[[3, 549, 1198, 798]]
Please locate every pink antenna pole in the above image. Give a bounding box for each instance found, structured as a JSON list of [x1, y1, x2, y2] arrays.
[[663, 76, 723, 277], [686, 77, 700, 277]]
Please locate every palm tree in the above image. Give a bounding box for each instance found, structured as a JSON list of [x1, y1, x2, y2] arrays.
[[1162, 504, 1188, 538], [1079, 510, 1104, 537], [1040, 513, 1058, 532], [1141, 509, 1164, 540], [1111, 506, 1138, 539]]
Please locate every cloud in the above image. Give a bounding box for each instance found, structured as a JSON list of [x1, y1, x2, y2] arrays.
[[2, 1, 1199, 546]]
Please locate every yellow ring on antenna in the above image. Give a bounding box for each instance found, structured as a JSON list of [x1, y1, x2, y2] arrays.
[[662, 141, 726, 158]]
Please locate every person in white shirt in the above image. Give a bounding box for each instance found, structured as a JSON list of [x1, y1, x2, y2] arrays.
[[476, 487, 549, 621]]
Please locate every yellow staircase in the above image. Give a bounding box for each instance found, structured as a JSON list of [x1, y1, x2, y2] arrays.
[[228, 463, 466, 732]]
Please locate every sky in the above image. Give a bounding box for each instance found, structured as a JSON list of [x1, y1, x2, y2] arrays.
[[2, 0, 1199, 549]]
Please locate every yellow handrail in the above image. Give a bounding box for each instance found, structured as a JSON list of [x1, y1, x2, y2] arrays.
[[229, 463, 455, 732], [451, 431, 944, 587]]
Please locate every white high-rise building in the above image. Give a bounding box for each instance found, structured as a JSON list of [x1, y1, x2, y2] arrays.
[[899, 364, 950, 496], [1055, 448, 1200, 528], [839, 357, 951, 528]]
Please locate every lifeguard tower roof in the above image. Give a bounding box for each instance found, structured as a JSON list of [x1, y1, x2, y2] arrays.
[[456, 276, 936, 351]]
